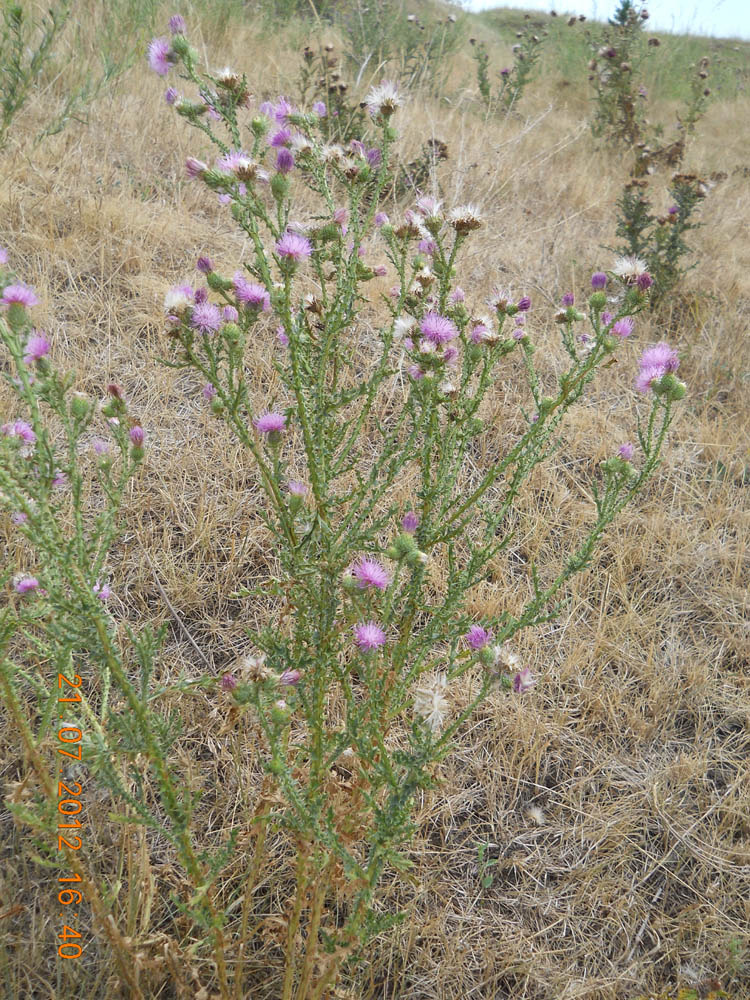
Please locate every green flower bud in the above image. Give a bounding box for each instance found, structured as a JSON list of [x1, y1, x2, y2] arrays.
[[538, 396, 555, 416], [170, 34, 190, 59], [589, 291, 607, 311], [251, 116, 270, 138], [207, 272, 233, 292], [271, 173, 289, 202], [71, 393, 89, 420]]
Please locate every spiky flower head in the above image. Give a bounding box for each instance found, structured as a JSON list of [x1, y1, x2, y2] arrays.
[[14, 574, 40, 594], [233, 274, 270, 311], [466, 625, 493, 650], [613, 255, 649, 284], [591, 271, 607, 290], [448, 204, 482, 234], [23, 333, 50, 363], [512, 667, 535, 693], [190, 300, 222, 334], [364, 80, 402, 118], [618, 442, 634, 460], [401, 511, 419, 533], [2, 283, 39, 308], [148, 37, 174, 76], [639, 341, 679, 373], [276, 232, 312, 261], [612, 316, 634, 339], [420, 312, 458, 345], [352, 558, 390, 591], [185, 156, 208, 179], [254, 412, 287, 434], [414, 674, 450, 733], [353, 621, 387, 651]]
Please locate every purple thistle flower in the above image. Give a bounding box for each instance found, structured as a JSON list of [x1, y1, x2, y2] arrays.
[[635, 364, 667, 394], [185, 156, 208, 179], [402, 511, 419, 533], [512, 328, 525, 341], [353, 621, 387, 651], [352, 558, 390, 591], [279, 669, 301, 686], [513, 667, 535, 693], [287, 480, 308, 496], [639, 342, 679, 373], [2, 283, 39, 308], [420, 312, 458, 345], [466, 625, 493, 650], [313, 101, 327, 117], [129, 426, 144, 446], [168, 14, 186, 34], [367, 147, 382, 168], [92, 437, 109, 456], [222, 305, 239, 323], [668, 204, 679, 216], [601, 311, 613, 326], [636, 272, 653, 291], [190, 300, 222, 334], [561, 292, 575, 307], [591, 271, 607, 290], [254, 412, 287, 434], [449, 287, 466, 304], [277, 326, 289, 347], [23, 333, 50, 363], [618, 442, 634, 460], [93, 580, 111, 601], [612, 316, 634, 339], [15, 576, 40, 594], [194, 287, 208, 304], [418, 239, 437, 255], [276, 148, 295, 174], [196, 255, 213, 273], [375, 212, 389, 227], [165, 87, 179, 105], [221, 673, 237, 691], [0, 248, 8, 266], [2, 419, 36, 444], [470, 321, 490, 344], [148, 37, 173, 76], [202, 383, 217, 401], [11, 512, 27, 525], [52, 471, 67, 488], [270, 127, 293, 147], [233, 274, 270, 311], [276, 232, 312, 261], [517, 295, 531, 311], [373, 265, 387, 277], [272, 96, 295, 123]]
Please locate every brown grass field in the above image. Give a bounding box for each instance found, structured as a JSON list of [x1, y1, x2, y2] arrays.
[[1, 2, 749, 997]]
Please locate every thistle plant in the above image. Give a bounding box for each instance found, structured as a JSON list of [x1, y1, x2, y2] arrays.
[[587, 0, 650, 145], [612, 173, 707, 305], [0, 0, 70, 148], [2, 13, 689, 998], [0, 249, 243, 998], [142, 18, 689, 996], [296, 42, 368, 147], [340, 0, 462, 96], [0, 0, 159, 151], [471, 23, 546, 116]]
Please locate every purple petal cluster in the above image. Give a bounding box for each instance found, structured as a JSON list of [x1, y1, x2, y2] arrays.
[[352, 558, 390, 591]]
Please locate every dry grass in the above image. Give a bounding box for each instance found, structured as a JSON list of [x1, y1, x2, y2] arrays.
[[1, 4, 749, 998]]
